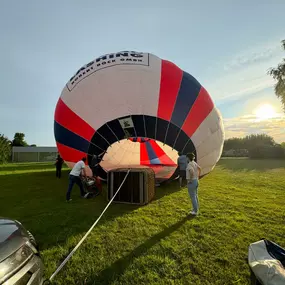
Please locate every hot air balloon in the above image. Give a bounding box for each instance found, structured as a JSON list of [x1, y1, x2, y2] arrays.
[[54, 51, 224, 182]]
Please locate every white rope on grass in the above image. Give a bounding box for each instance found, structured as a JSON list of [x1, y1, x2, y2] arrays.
[[49, 169, 131, 282]]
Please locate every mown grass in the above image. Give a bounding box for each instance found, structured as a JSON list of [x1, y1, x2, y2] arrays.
[[0, 159, 284, 285]]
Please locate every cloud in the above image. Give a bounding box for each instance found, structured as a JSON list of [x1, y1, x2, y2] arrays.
[[208, 66, 278, 105], [223, 113, 285, 143], [223, 42, 282, 71], [205, 40, 284, 105], [216, 78, 275, 103]]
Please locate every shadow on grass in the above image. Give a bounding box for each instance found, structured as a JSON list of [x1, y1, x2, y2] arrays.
[[0, 168, 182, 252], [218, 158, 285, 172], [90, 215, 192, 284]]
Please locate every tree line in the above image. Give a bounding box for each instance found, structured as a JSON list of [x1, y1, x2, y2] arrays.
[[0, 133, 35, 164], [222, 134, 285, 159]]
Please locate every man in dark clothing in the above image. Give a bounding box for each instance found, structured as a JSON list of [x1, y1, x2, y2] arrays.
[[90, 151, 106, 177], [55, 154, 64, 178], [177, 152, 188, 188], [90, 151, 106, 192]]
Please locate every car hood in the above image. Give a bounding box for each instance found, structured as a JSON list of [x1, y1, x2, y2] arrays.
[[0, 218, 29, 262]]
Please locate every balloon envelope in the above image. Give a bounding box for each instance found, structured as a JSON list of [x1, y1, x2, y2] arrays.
[[54, 51, 225, 181]]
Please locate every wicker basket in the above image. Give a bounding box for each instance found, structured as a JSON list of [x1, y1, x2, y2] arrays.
[[107, 167, 155, 205]]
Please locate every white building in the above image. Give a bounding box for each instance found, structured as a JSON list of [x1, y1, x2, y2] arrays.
[[12, 146, 58, 162]]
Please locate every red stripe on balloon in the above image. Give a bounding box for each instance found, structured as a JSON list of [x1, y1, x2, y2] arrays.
[[56, 142, 87, 164], [149, 140, 176, 166], [157, 60, 183, 121], [54, 98, 95, 141], [182, 87, 214, 137], [140, 142, 150, 164]]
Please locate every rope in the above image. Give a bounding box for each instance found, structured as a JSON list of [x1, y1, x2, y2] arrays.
[[49, 169, 131, 282]]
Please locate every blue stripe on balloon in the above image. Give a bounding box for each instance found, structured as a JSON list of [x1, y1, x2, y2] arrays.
[[54, 121, 90, 153], [170, 71, 201, 128], [145, 141, 161, 165], [150, 158, 161, 164]]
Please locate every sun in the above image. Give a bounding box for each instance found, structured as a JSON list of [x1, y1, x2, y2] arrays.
[[254, 104, 277, 120]]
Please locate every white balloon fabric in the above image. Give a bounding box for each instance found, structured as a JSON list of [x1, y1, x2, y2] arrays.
[[54, 51, 225, 180]]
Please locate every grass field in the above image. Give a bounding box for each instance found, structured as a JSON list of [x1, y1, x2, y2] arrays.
[[1, 159, 285, 285]]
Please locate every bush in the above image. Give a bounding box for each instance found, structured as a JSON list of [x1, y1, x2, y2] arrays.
[[0, 134, 11, 164], [222, 149, 249, 157], [248, 144, 285, 159]]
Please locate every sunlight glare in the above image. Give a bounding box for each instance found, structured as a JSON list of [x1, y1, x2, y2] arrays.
[[253, 104, 277, 120]]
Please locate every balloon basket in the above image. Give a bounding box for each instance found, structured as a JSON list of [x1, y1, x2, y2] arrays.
[[107, 168, 155, 205]]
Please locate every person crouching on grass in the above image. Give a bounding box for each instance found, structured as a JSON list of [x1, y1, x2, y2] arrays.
[[186, 153, 201, 216], [66, 157, 88, 202]]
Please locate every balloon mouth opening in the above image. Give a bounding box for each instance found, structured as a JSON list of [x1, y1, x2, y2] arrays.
[[98, 137, 179, 182], [84, 114, 197, 182]]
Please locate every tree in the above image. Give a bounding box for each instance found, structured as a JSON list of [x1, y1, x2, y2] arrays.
[[11, 132, 28, 147], [248, 144, 285, 159], [0, 134, 11, 163], [243, 134, 275, 150], [223, 137, 244, 151], [269, 40, 285, 111], [222, 134, 283, 159], [223, 134, 275, 151], [281, 142, 285, 149]]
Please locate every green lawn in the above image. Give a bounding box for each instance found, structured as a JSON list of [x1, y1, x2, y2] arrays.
[[0, 159, 285, 285]]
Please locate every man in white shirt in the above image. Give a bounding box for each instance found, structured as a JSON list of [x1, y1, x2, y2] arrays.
[[186, 153, 201, 216], [66, 157, 87, 201]]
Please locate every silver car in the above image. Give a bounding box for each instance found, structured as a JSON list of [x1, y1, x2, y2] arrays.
[[0, 218, 44, 285]]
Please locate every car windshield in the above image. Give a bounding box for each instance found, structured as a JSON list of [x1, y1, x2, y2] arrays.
[[0, 224, 18, 244]]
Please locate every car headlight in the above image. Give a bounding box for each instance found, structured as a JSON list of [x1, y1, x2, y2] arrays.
[[0, 243, 33, 283]]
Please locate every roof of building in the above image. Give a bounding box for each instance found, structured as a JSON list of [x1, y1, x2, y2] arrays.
[[12, 146, 58, 153]]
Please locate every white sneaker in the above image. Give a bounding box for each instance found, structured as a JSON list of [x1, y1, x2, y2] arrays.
[[189, 210, 198, 216]]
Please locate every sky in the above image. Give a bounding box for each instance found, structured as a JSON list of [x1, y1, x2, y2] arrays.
[[0, 0, 285, 146]]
